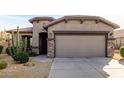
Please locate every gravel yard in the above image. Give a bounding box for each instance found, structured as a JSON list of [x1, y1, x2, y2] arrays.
[[0, 49, 122, 78], [0, 54, 53, 78]]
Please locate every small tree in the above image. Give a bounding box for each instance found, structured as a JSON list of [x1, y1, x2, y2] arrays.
[[120, 46, 124, 59]]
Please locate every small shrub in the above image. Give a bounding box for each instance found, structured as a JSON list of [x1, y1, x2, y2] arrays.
[[16, 52, 29, 63], [0, 60, 7, 69], [0, 45, 3, 54], [12, 55, 19, 61], [6, 46, 17, 56], [120, 46, 124, 58]]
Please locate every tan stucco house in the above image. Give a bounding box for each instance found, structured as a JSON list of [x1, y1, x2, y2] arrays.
[[7, 15, 120, 58]]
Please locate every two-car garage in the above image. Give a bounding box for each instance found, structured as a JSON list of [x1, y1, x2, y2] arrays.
[[54, 31, 108, 58], [46, 16, 119, 58]]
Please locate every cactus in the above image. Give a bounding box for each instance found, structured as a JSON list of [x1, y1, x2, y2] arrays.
[[16, 26, 20, 47], [7, 34, 11, 47], [11, 31, 14, 46], [16, 26, 19, 53], [8, 26, 20, 58], [11, 30, 17, 56], [7, 26, 29, 61]]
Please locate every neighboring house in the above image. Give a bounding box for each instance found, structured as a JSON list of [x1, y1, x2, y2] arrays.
[[0, 31, 8, 40], [7, 15, 120, 58], [0, 31, 9, 51], [7, 27, 33, 50], [114, 28, 124, 48]]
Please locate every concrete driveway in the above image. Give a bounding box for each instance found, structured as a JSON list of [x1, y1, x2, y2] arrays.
[[49, 58, 124, 78]]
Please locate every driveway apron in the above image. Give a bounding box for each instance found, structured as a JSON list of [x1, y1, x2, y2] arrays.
[[49, 58, 106, 78]]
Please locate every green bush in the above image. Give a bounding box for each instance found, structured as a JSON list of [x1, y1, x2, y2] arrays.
[[12, 55, 20, 61], [0, 60, 7, 69], [120, 46, 124, 58], [0, 45, 3, 54], [6, 46, 17, 56], [16, 51, 29, 63]]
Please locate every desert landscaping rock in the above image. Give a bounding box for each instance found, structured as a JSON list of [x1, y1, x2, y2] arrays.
[[23, 62, 35, 67], [0, 54, 53, 78]]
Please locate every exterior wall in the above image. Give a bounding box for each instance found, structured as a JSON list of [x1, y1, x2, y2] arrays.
[[47, 20, 114, 57], [114, 30, 124, 48], [32, 21, 50, 54], [114, 30, 124, 38], [48, 20, 114, 39], [114, 37, 124, 49]]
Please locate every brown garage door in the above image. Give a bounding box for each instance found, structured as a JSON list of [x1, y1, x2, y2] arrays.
[[55, 35, 106, 57]]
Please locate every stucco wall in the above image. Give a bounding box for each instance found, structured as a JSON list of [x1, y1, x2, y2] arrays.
[[114, 30, 124, 38], [113, 30, 124, 48], [32, 21, 50, 54], [114, 37, 124, 49], [47, 20, 114, 57], [48, 20, 114, 38]]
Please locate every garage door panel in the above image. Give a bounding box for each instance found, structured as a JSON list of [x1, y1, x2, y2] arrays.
[[55, 35, 105, 57]]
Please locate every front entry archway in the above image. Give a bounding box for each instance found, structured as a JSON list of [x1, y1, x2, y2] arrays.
[[39, 32, 48, 55]]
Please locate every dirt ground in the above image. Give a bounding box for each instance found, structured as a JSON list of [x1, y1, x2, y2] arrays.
[[0, 54, 53, 78]]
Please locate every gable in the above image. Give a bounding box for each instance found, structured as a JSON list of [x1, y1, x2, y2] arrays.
[[46, 16, 120, 29], [48, 20, 115, 31]]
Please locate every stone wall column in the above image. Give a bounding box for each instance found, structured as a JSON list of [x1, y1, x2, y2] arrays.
[[47, 38, 54, 58], [107, 40, 115, 57]]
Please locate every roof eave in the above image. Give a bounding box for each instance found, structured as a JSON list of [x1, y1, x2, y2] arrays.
[[45, 16, 120, 29]]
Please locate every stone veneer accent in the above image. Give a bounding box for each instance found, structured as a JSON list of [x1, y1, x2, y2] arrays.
[[48, 36, 115, 58], [107, 31, 115, 57], [107, 40, 115, 57], [47, 39, 54, 58], [29, 17, 55, 54]]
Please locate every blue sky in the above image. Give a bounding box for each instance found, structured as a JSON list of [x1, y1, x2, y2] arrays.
[[0, 15, 62, 31], [0, 15, 124, 31]]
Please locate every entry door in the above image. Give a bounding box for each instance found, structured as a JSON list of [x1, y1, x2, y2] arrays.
[[39, 33, 48, 55]]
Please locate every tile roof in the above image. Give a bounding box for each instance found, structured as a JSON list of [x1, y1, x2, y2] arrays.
[[45, 15, 120, 29], [6, 27, 33, 33], [29, 17, 55, 23]]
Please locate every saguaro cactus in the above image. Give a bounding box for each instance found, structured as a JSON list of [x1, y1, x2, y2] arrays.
[[11, 31, 14, 46], [9, 26, 20, 58], [7, 33, 11, 47], [16, 26, 20, 47]]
